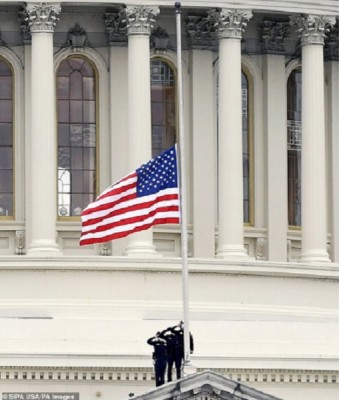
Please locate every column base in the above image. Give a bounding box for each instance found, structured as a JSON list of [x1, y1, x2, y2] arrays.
[[300, 249, 331, 263], [27, 240, 61, 256], [216, 244, 249, 261], [124, 242, 160, 258], [182, 362, 197, 378]]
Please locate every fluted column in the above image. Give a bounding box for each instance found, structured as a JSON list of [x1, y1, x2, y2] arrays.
[[124, 5, 159, 257], [214, 9, 252, 260], [25, 2, 61, 256], [290, 14, 336, 263]]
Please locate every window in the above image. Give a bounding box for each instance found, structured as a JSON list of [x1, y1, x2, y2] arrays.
[[242, 71, 251, 224], [287, 68, 302, 227], [0, 58, 13, 218], [151, 59, 176, 158], [57, 56, 97, 217]]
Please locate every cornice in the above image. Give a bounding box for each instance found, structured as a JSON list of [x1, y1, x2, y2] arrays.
[[0, 366, 338, 385], [0, 257, 338, 280]]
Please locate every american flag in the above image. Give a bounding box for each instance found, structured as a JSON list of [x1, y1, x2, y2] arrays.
[[80, 146, 180, 246]]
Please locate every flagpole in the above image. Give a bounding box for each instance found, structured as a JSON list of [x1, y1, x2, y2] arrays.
[[175, 1, 191, 368]]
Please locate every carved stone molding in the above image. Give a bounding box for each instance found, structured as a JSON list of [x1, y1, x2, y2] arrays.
[[15, 230, 25, 255], [186, 12, 218, 49], [290, 14, 336, 46], [126, 5, 159, 36], [212, 8, 253, 40], [24, 2, 61, 33], [104, 8, 127, 45], [0, 366, 337, 384], [259, 20, 291, 53]]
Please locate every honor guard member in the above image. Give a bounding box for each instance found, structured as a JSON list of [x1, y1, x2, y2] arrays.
[[147, 332, 168, 387], [160, 327, 177, 382], [170, 321, 194, 379]]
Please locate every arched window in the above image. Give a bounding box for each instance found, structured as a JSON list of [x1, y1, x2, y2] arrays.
[[0, 58, 13, 218], [151, 59, 176, 158], [57, 56, 97, 217], [287, 68, 302, 227]]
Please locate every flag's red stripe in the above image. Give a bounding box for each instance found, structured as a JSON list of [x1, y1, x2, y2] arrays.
[[82, 193, 179, 227], [80, 217, 180, 246], [82, 191, 137, 218], [81, 182, 137, 216], [82, 205, 180, 236]]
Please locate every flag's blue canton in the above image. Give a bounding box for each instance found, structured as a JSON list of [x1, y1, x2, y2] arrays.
[[136, 147, 178, 197]]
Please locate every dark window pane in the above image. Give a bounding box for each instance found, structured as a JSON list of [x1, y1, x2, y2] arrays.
[[71, 170, 83, 193], [70, 124, 83, 147], [0, 193, 13, 216], [83, 170, 96, 193], [0, 100, 12, 122], [58, 100, 69, 123], [0, 77, 13, 99], [81, 61, 95, 77], [57, 76, 70, 99], [83, 147, 96, 170], [70, 100, 83, 123], [58, 124, 70, 146], [58, 61, 73, 77], [70, 71, 83, 100], [68, 58, 85, 71], [0, 147, 13, 169], [0, 170, 13, 192], [71, 147, 83, 170], [83, 124, 96, 147], [58, 147, 70, 169], [0, 123, 13, 146], [83, 101, 95, 123], [83, 77, 95, 100]]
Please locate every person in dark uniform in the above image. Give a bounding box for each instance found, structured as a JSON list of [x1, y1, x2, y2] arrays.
[[147, 332, 167, 387], [170, 321, 194, 379], [160, 327, 177, 382]]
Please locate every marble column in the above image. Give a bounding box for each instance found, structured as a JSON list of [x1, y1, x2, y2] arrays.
[[260, 21, 290, 261], [214, 9, 252, 260], [290, 14, 336, 263], [104, 10, 129, 256], [25, 2, 61, 256], [325, 26, 339, 262], [187, 15, 217, 257], [124, 5, 159, 257]]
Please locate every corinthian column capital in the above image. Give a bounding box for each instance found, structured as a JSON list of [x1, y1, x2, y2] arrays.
[[213, 8, 252, 39], [126, 5, 159, 36], [25, 2, 61, 33], [290, 14, 336, 45]]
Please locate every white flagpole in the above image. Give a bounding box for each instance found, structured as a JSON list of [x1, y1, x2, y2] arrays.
[[175, 1, 191, 367]]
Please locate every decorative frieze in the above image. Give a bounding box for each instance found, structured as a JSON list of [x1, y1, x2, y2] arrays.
[[104, 9, 127, 45], [0, 366, 338, 385], [126, 5, 159, 36], [213, 8, 252, 40], [186, 12, 218, 49], [24, 2, 61, 33], [290, 14, 336, 46], [259, 20, 291, 53]]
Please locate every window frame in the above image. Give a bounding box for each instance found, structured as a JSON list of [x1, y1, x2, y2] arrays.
[[56, 54, 99, 221]]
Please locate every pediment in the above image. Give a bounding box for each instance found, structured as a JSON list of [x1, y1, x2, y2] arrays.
[[129, 370, 282, 400]]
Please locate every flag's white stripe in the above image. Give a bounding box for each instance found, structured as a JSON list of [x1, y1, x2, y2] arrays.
[[82, 187, 180, 223], [81, 211, 180, 241], [82, 197, 180, 233], [83, 175, 137, 212]]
